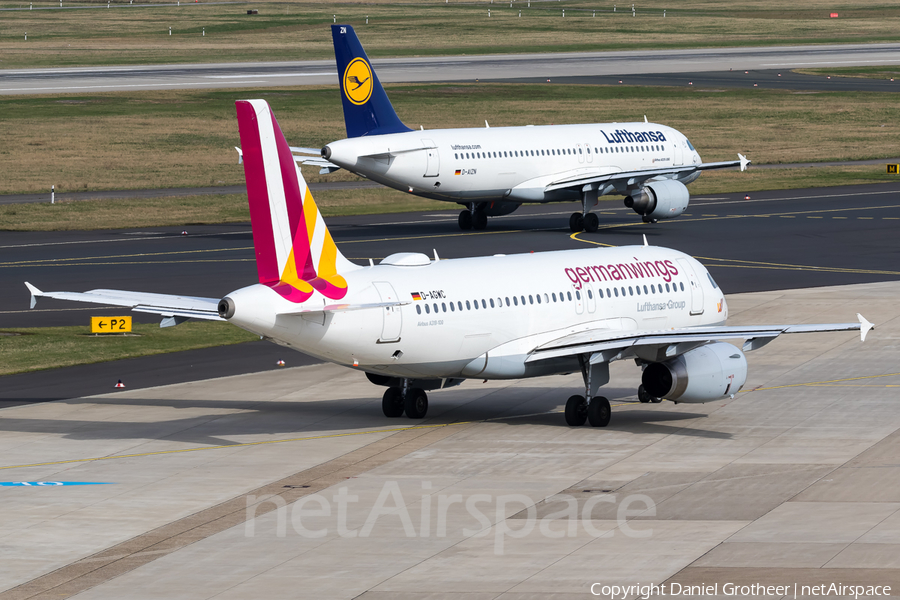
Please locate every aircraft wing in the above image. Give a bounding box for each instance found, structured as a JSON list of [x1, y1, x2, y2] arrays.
[[543, 154, 750, 193], [525, 314, 872, 364], [25, 282, 223, 326]]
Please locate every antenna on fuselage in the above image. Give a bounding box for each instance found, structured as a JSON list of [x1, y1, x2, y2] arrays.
[[485, 120, 490, 128], [644, 115, 648, 123], [643, 234, 649, 247], [433, 249, 440, 261]]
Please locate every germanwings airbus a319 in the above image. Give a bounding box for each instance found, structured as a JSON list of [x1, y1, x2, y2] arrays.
[[294, 25, 750, 233], [27, 100, 871, 427]]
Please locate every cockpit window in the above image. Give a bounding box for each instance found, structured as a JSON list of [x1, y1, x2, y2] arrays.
[[707, 272, 719, 289], [685, 138, 696, 151]]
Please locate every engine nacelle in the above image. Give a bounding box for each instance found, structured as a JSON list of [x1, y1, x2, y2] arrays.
[[641, 342, 747, 403], [624, 179, 689, 221]]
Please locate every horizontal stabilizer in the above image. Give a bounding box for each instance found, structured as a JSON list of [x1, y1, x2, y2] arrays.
[[282, 299, 410, 316], [25, 283, 222, 322]]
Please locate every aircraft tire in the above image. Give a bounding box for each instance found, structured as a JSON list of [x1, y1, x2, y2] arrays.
[[382, 387, 405, 418], [404, 387, 429, 419], [472, 211, 488, 230], [587, 396, 611, 427], [584, 213, 600, 233], [565, 394, 588, 426], [569, 213, 584, 233], [458, 210, 473, 230]]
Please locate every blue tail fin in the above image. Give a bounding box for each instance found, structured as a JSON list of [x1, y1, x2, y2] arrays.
[[332, 24, 411, 138]]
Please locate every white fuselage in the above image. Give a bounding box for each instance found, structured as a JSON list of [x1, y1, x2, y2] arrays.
[[225, 245, 727, 380], [324, 122, 703, 204]]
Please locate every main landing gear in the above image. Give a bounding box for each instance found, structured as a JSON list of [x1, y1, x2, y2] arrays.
[[382, 381, 429, 419], [565, 356, 611, 427], [569, 186, 600, 233], [458, 203, 487, 231]]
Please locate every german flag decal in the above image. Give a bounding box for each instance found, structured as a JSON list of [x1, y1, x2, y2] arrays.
[[411, 292, 422, 301], [454, 170, 462, 175]]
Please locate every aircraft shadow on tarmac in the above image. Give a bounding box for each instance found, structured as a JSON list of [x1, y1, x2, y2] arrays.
[[0, 387, 725, 446]]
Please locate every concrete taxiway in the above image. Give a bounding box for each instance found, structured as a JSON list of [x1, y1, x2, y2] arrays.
[[0, 280, 897, 599], [3, 43, 900, 95]]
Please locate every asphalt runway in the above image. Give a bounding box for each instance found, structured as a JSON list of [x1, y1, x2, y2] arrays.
[[3, 43, 900, 94], [2, 181, 899, 401]]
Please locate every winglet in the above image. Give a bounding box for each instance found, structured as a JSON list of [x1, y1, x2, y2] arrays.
[[235, 147, 243, 165], [25, 282, 43, 309], [857, 313, 874, 342], [738, 153, 750, 172]]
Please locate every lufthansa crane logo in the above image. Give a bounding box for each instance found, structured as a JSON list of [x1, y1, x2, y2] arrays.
[[343, 58, 373, 106]]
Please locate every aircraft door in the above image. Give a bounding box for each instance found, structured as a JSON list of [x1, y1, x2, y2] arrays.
[[673, 138, 684, 166], [573, 286, 584, 315], [373, 281, 402, 342], [422, 139, 440, 177], [576, 143, 585, 164], [676, 258, 704, 315], [586, 141, 594, 163]]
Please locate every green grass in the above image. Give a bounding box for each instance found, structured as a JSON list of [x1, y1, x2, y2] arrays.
[[2, 0, 900, 68], [796, 66, 900, 80], [0, 321, 258, 376], [3, 83, 900, 198]]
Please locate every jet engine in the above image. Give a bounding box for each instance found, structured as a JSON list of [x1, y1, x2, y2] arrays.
[[624, 179, 689, 221], [641, 342, 747, 403]]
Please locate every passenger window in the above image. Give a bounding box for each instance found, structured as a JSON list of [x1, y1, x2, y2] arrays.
[[575, 290, 581, 300], [442, 302, 447, 312], [481, 299, 487, 309], [490, 298, 495, 308], [614, 288, 619, 297], [552, 293, 557, 302], [505, 297, 510, 306], [567, 291, 572, 301], [544, 293, 549, 303], [528, 295, 534, 305], [513, 296, 518, 306], [473, 300, 479, 310], [578, 148, 582, 154], [621, 287, 625, 296], [599, 289, 604, 298], [521, 295, 526, 305], [416, 305, 422, 314], [466, 300, 471, 310], [587, 289, 592, 299], [680, 282, 685, 291], [606, 288, 611, 297], [454, 153, 458, 159], [651, 285, 655, 293], [425, 304, 431, 314], [450, 302, 455, 312], [628, 287, 633, 296], [434, 303, 438, 313], [636, 286, 640, 295], [643, 285, 648, 294], [665, 284, 671, 292], [458, 301, 463, 311], [536, 294, 541, 304]]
